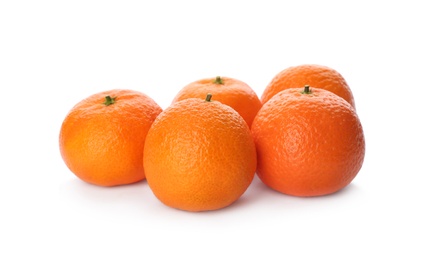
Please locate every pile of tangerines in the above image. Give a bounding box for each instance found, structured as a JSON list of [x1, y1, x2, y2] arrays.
[[59, 64, 365, 212]]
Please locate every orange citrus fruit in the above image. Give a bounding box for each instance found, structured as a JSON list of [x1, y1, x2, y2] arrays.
[[172, 76, 262, 127], [144, 94, 257, 211], [261, 64, 356, 108], [59, 89, 162, 186], [252, 86, 365, 196]]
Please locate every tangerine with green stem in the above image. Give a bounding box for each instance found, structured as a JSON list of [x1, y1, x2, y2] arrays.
[[172, 76, 262, 127], [144, 94, 257, 211], [252, 85, 365, 196], [59, 89, 162, 186]]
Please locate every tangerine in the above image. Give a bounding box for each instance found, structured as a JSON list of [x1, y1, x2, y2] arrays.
[[172, 76, 261, 127], [144, 94, 257, 211], [261, 64, 356, 108], [59, 89, 162, 186], [252, 86, 365, 196]]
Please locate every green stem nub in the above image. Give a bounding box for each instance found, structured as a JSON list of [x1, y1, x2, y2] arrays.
[[205, 93, 213, 102], [103, 96, 116, 106], [213, 76, 224, 85], [302, 85, 312, 94]]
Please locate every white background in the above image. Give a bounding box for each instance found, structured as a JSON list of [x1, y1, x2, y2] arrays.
[[1, 1, 425, 259]]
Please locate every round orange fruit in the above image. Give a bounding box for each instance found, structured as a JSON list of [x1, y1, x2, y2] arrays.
[[59, 89, 162, 187], [144, 94, 257, 211], [172, 76, 262, 127], [252, 86, 365, 196], [261, 64, 356, 108]]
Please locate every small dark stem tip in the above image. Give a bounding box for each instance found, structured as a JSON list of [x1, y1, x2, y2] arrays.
[[213, 76, 224, 84], [205, 93, 213, 102], [103, 95, 116, 106], [302, 85, 311, 94]]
